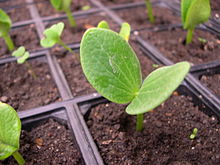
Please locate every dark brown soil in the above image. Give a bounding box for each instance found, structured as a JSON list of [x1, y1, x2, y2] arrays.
[[34, 0, 93, 17], [0, 119, 83, 165], [0, 0, 31, 22], [97, 0, 143, 6], [211, 0, 220, 19], [0, 24, 40, 59], [45, 13, 119, 44], [54, 39, 155, 96], [140, 27, 220, 65], [200, 73, 220, 98], [87, 94, 220, 165], [0, 59, 61, 111], [116, 6, 180, 30]]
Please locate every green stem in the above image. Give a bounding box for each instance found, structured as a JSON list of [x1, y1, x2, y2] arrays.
[[26, 62, 37, 79], [65, 8, 76, 27], [58, 39, 76, 55], [3, 34, 15, 51], [12, 151, 25, 165], [136, 114, 144, 131], [145, 0, 155, 23], [186, 28, 194, 44]]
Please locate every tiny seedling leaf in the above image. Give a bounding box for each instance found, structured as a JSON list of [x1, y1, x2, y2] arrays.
[[12, 46, 30, 64], [0, 102, 21, 160], [80, 28, 142, 104], [12, 46, 25, 57], [50, 0, 62, 10], [97, 20, 110, 29], [81, 5, 91, 11], [0, 9, 11, 37], [40, 22, 64, 48], [126, 62, 190, 115], [119, 22, 131, 42]]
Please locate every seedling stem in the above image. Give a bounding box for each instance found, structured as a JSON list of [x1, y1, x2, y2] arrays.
[[3, 34, 14, 51], [57, 39, 75, 55], [65, 8, 76, 27], [12, 151, 25, 165], [145, 0, 155, 23], [136, 114, 144, 131], [186, 28, 194, 44]]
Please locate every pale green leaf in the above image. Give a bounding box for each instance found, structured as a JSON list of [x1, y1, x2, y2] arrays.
[[119, 22, 131, 42], [126, 62, 190, 115], [97, 20, 110, 29], [17, 52, 30, 64], [181, 0, 194, 24], [80, 28, 142, 104], [0, 102, 21, 160], [12, 46, 25, 57]]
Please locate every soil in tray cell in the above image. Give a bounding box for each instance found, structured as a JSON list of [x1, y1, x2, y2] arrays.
[[54, 39, 155, 96], [0, 119, 83, 165], [200, 73, 220, 99], [0, 59, 61, 111], [96, 0, 143, 6], [0, 0, 31, 22], [34, 0, 94, 17], [45, 12, 119, 44], [211, 0, 220, 19], [140, 27, 220, 65], [116, 6, 180, 30], [87, 94, 220, 165], [0, 24, 40, 59]]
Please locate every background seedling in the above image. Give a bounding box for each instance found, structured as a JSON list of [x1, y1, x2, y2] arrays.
[[80, 26, 190, 131], [190, 128, 198, 139], [0, 102, 25, 165], [0, 9, 15, 51], [145, 0, 155, 23], [181, 0, 211, 44], [40, 22, 75, 55], [12, 46, 36, 79], [50, 0, 76, 27]]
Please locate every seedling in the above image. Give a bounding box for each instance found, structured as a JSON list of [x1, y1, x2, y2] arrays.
[[190, 128, 198, 139], [145, 0, 155, 23], [0, 102, 25, 165], [81, 5, 91, 11], [181, 0, 211, 44], [0, 9, 15, 51], [80, 24, 190, 131], [198, 37, 208, 44], [12, 46, 36, 79], [50, 0, 76, 27], [40, 22, 75, 55]]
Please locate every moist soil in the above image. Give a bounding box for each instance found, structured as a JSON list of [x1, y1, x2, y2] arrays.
[[87, 94, 220, 165], [0, 119, 83, 165], [46, 12, 119, 44], [116, 6, 180, 30], [0, 24, 40, 59], [140, 27, 220, 65], [200, 73, 220, 99], [0, 59, 60, 111], [211, 0, 220, 19], [34, 0, 93, 17], [54, 39, 155, 97], [0, 0, 31, 22], [96, 0, 143, 6]]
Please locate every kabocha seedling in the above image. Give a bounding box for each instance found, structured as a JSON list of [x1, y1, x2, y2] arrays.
[[80, 23, 190, 131], [41, 22, 75, 55], [12, 46, 36, 79], [0, 9, 15, 51], [190, 128, 198, 139], [50, 0, 76, 27], [145, 0, 155, 23], [0, 102, 25, 165], [181, 0, 211, 44]]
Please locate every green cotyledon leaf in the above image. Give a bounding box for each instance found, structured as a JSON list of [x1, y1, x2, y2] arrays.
[[184, 0, 211, 29], [0, 102, 21, 160], [181, 0, 194, 24], [126, 62, 190, 115], [80, 28, 142, 104], [0, 9, 12, 37]]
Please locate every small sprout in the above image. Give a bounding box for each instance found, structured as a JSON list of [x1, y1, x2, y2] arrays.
[[41, 22, 75, 55], [198, 37, 208, 44], [80, 27, 190, 132], [81, 5, 91, 11], [181, 0, 211, 44], [50, 0, 76, 27], [152, 64, 159, 68], [119, 23, 131, 42], [12, 46, 29, 64], [0, 102, 25, 165], [145, 0, 155, 23], [190, 128, 198, 139], [0, 9, 15, 51], [97, 20, 110, 29]]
